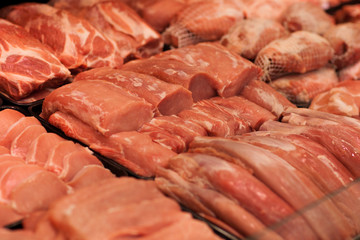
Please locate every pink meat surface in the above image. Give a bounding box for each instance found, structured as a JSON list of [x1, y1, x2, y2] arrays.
[[0, 229, 37, 240], [0, 146, 10, 155], [2, 3, 123, 70], [270, 67, 339, 104], [339, 60, 360, 81], [74, 68, 193, 116], [68, 165, 115, 190], [41, 80, 153, 136], [0, 19, 70, 100], [240, 80, 296, 117], [0, 203, 23, 227], [0, 109, 24, 139], [334, 4, 360, 23]]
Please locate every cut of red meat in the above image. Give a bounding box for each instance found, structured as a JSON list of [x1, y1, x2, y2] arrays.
[[74, 68, 193, 116], [25, 133, 65, 167], [0, 110, 24, 138], [190, 136, 354, 239], [2, 3, 123, 70], [334, 4, 360, 23], [0, 19, 70, 100], [10, 125, 47, 160], [0, 117, 42, 149], [210, 96, 276, 130], [339, 60, 360, 81], [67, 165, 115, 190], [41, 80, 154, 136], [0, 146, 10, 155], [240, 80, 296, 117]]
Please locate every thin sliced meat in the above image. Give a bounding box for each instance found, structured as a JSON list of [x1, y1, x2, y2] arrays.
[[2, 3, 123, 70], [240, 80, 296, 117], [68, 165, 115, 190], [10, 125, 47, 160], [270, 67, 338, 104], [190, 136, 354, 239], [0, 203, 23, 227], [58, 150, 102, 182], [26, 133, 65, 167], [280, 2, 335, 35], [41, 80, 153, 136], [163, 0, 244, 47], [9, 170, 68, 214], [210, 96, 276, 130], [255, 31, 334, 80], [0, 109, 24, 138], [74, 68, 193, 116], [220, 18, 288, 60], [0, 19, 70, 100], [0, 117, 42, 149]]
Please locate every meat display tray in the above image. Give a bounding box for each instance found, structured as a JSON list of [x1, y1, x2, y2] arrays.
[[28, 102, 150, 179]]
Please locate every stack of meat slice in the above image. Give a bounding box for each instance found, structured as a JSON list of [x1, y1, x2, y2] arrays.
[[0, 18, 70, 100], [0, 109, 114, 227], [11, 177, 221, 240]]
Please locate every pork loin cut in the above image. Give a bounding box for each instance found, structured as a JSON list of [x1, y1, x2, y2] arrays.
[[0, 19, 70, 100], [255, 31, 334, 80], [240, 80, 296, 117], [74, 68, 193, 116], [269, 67, 338, 104], [2, 3, 123, 70], [210, 96, 276, 130], [0, 110, 24, 138], [0, 203, 23, 227], [41, 80, 154, 136], [221, 18, 288, 60]]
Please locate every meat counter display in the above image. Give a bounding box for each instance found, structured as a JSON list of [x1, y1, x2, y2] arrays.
[[1, 0, 360, 239]]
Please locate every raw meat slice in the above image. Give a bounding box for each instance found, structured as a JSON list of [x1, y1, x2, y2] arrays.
[[0, 109, 24, 138], [122, 57, 217, 102], [161, 153, 317, 240], [9, 170, 68, 214], [190, 136, 354, 239], [220, 18, 288, 60], [44, 141, 93, 175], [2, 3, 123, 70], [269, 67, 338, 104], [139, 115, 207, 148], [0, 146, 10, 155], [58, 150, 102, 182], [210, 96, 276, 130], [163, 0, 244, 47], [155, 168, 283, 240], [323, 22, 360, 69], [0, 229, 37, 240], [282, 113, 360, 177], [0, 19, 70, 100], [0, 203, 23, 227], [255, 31, 334, 80], [67, 165, 115, 190], [108, 131, 176, 177], [240, 80, 296, 117], [310, 80, 360, 116], [334, 4, 360, 23], [0, 117, 42, 149], [339, 59, 360, 81], [41, 80, 153, 136], [74, 68, 193, 116], [10, 125, 47, 159], [26, 133, 65, 167], [280, 2, 335, 35], [49, 177, 219, 240]]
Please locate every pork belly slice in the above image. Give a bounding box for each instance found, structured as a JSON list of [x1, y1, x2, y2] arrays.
[[255, 31, 334, 80], [48, 177, 220, 240], [190, 136, 354, 239], [280, 2, 334, 35], [0, 19, 70, 100], [41, 80, 154, 136], [270, 67, 338, 104], [159, 153, 315, 240], [0, 117, 42, 149], [67, 165, 115, 190], [74, 68, 193, 116], [240, 80, 295, 117], [324, 22, 360, 69], [10, 125, 47, 160], [25, 133, 65, 167], [210, 96, 276, 130], [221, 18, 288, 60], [0, 203, 23, 227], [2, 3, 123, 70], [178, 100, 251, 137], [237, 133, 360, 232]]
